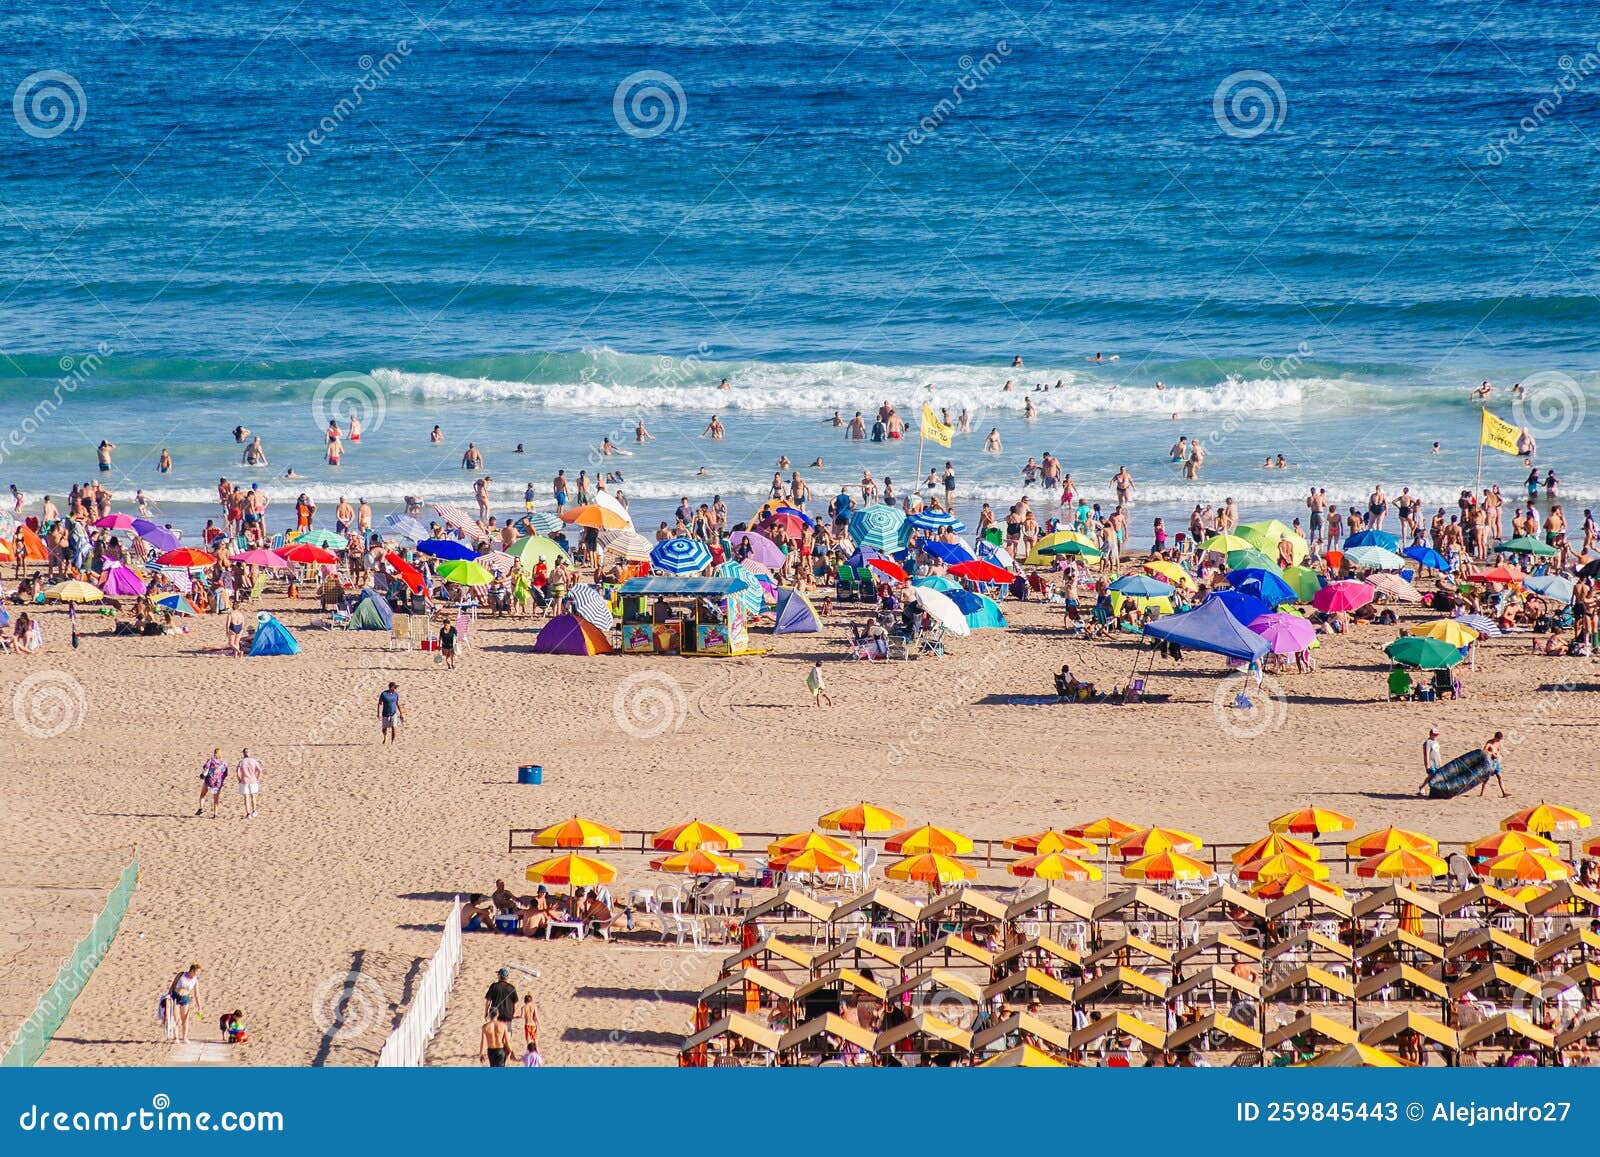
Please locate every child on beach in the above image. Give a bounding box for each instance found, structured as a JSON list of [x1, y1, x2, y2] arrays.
[[807, 661, 832, 707]]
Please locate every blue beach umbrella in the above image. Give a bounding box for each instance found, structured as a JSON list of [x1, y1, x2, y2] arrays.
[[774, 506, 815, 528], [717, 560, 766, 614], [384, 513, 432, 542], [909, 510, 966, 533], [1524, 574, 1575, 604], [1226, 568, 1298, 607], [650, 536, 713, 575], [946, 587, 1007, 630], [569, 584, 615, 631], [1203, 589, 1272, 626], [416, 538, 476, 562], [154, 594, 199, 616], [920, 539, 976, 566], [912, 574, 961, 593], [1344, 529, 1399, 552], [849, 505, 909, 552], [1455, 613, 1502, 637], [1402, 545, 1451, 572], [1111, 574, 1175, 599]]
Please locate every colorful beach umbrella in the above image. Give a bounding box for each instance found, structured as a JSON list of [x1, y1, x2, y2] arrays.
[[1343, 529, 1399, 552], [1409, 619, 1480, 647], [131, 519, 180, 552], [1251, 874, 1344, 900], [1233, 832, 1321, 865], [1143, 560, 1197, 590], [1111, 574, 1175, 599], [949, 559, 1016, 585], [1464, 564, 1526, 585], [866, 557, 909, 584], [435, 559, 494, 586], [383, 552, 426, 593], [505, 535, 569, 567], [1455, 613, 1502, 637], [1007, 853, 1102, 882], [1121, 851, 1213, 881], [569, 585, 615, 631], [1355, 848, 1447, 879], [1465, 830, 1558, 859], [1345, 827, 1437, 857], [1248, 612, 1316, 654], [384, 513, 433, 541], [727, 530, 785, 569], [280, 543, 338, 565], [767, 831, 855, 858], [1402, 545, 1451, 572], [1311, 580, 1374, 614], [771, 847, 859, 874], [598, 527, 653, 562], [1494, 535, 1557, 557], [1068, 816, 1142, 843], [92, 513, 137, 531], [1227, 569, 1297, 606], [1501, 803, 1590, 834], [154, 594, 199, 616], [296, 528, 348, 550], [1367, 572, 1422, 602], [650, 536, 713, 575], [1524, 575, 1575, 604], [651, 819, 742, 852], [562, 503, 631, 530], [1003, 829, 1098, 855], [1384, 636, 1462, 670], [44, 580, 104, 603], [1268, 806, 1355, 836], [885, 824, 975, 856], [235, 548, 290, 568], [886, 853, 976, 885], [415, 538, 476, 562], [522, 511, 565, 536], [1281, 565, 1325, 602], [819, 802, 905, 834], [848, 505, 908, 552], [98, 565, 147, 597], [524, 853, 616, 888], [1235, 853, 1330, 883], [1474, 851, 1573, 882], [910, 585, 972, 637], [650, 849, 745, 876], [531, 816, 623, 849], [157, 547, 216, 569], [1115, 826, 1202, 857], [1198, 533, 1254, 554]]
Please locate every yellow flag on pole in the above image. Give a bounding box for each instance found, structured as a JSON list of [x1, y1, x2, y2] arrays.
[[1479, 408, 1521, 456], [920, 404, 953, 448]]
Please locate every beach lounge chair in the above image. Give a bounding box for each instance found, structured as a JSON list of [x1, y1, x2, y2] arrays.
[[916, 627, 946, 658], [1386, 668, 1412, 700], [1430, 668, 1458, 700], [386, 613, 413, 651]]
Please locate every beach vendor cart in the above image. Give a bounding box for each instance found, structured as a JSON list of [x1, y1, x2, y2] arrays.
[[617, 575, 754, 656]]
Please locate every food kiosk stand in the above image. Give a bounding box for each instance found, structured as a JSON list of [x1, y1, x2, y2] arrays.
[[617, 575, 753, 656]]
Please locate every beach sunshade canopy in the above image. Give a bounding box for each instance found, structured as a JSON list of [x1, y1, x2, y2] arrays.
[[886, 853, 976, 885], [1143, 560, 1197, 590], [1473, 851, 1573, 882], [247, 613, 300, 656], [1235, 853, 1330, 883], [652, 820, 742, 852], [435, 559, 494, 586], [525, 853, 616, 888], [885, 824, 975, 856], [1501, 803, 1590, 834], [1343, 529, 1400, 552], [1067, 816, 1141, 843], [1495, 535, 1557, 556], [1233, 832, 1320, 865], [98, 566, 147, 596], [819, 802, 905, 834], [1007, 853, 1103, 881], [1465, 830, 1558, 859], [911, 585, 973, 637], [1003, 829, 1098, 855], [45, 580, 105, 603], [1115, 826, 1202, 857], [1111, 574, 1174, 599], [727, 530, 785, 569], [1142, 598, 1269, 662], [1524, 575, 1575, 604], [532, 614, 613, 655], [157, 547, 216, 569], [650, 536, 713, 575], [1355, 848, 1447, 879], [1248, 612, 1316, 655], [1384, 636, 1463, 670], [348, 589, 394, 630], [280, 543, 339, 565], [1311, 580, 1375, 614], [1346, 827, 1437, 857], [848, 505, 909, 552], [532, 816, 623, 848], [772, 588, 822, 634], [1409, 619, 1480, 647], [768, 831, 855, 858], [651, 849, 745, 876], [1268, 806, 1355, 836], [1121, 851, 1213, 881], [505, 535, 570, 567]]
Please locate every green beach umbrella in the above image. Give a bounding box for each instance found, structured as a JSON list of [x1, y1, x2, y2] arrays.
[[1495, 535, 1557, 557], [1237, 522, 1308, 564], [505, 535, 569, 567], [436, 559, 494, 586], [1384, 636, 1463, 670], [296, 528, 348, 550], [1226, 548, 1282, 575], [1282, 565, 1325, 602]]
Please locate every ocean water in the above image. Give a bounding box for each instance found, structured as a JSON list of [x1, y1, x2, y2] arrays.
[[1, 1, 1598, 536]]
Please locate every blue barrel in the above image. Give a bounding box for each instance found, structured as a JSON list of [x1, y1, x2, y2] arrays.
[[517, 765, 543, 785]]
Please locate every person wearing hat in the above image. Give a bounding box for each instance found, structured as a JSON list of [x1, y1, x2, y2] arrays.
[[1417, 727, 1442, 795], [484, 968, 518, 1027]]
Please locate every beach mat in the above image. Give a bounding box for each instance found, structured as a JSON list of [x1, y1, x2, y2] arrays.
[[1426, 748, 1492, 799]]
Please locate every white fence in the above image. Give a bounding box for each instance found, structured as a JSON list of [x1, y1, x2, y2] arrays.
[[376, 896, 462, 1067]]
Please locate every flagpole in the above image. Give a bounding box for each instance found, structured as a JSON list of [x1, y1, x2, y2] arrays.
[[1476, 407, 1485, 494]]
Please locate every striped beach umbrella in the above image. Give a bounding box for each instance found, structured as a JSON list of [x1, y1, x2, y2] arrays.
[[1007, 853, 1102, 882], [531, 816, 622, 849], [908, 510, 965, 532], [524, 853, 615, 888], [432, 503, 484, 538], [650, 536, 712, 575], [650, 849, 745, 876], [1003, 829, 1098, 855], [1454, 613, 1502, 638], [651, 819, 742, 852], [1501, 803, 1591, 834], [848, 505, 908, 552], [598, 527, 653, 562], [885, 824, 975, 856], [523, 511, 564, 536], [717, 561, 765, 614], [570, 584, 614, 630], [819, 802, 905, 834], [385, 513, 432, 541]]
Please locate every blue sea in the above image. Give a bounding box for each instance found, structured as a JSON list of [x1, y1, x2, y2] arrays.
[[1, 0, 1598, 536]]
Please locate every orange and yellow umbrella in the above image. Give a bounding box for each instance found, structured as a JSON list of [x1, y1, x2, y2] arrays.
[[1474, 850, 1573, 882], [819, 802, 905, 834], [1251, 874, 1344, 900], [767, 831, 854, 858], [1501, 803, 1591, 835], [1464, 830, 1557, 859], [532, 815, 623, 848], [1346, 827, 1438, 858], [1067, 816, 1142, 843], [1003, 829, 1098, 855], [1116, 826, 1202, 857], [885, 853, 976, 886], [560, 503, 630, 529], [885, 823, 975, 856], [650, 849, 745, 876], [1233, 832, 1320, 865], [1121, 851, 1214, 881], [651, 819, 742, 852], [1007, 853, 1103, 882], [1268, 806, 1356, 836], [525, 853, 616, 888], [1355, 848, 1447, 880], [770, 847, 858, 875], [1234, 853, 1329, 884], [1585, 836, 1600, 858]]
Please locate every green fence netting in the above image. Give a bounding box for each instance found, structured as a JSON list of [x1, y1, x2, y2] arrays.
[[1, 852, 138, 1067]]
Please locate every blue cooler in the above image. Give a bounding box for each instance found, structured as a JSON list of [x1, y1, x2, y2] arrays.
[[517, 765, 543, 785]]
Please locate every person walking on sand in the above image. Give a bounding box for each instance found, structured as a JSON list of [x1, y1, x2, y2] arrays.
[[236, 748, 262, 818], [521, 993, 540, 1056], [479, 1016, 513, 1067], [378, 681, 403, 743], [197, 748, 228, 817], [1417, 726, 1442, 795], [226, 606, 246, 656], [807, 660, 832, 707], [168, 964, 201, 1043], [1480, 731, 1510, 797], [438, 619, 458, 670]]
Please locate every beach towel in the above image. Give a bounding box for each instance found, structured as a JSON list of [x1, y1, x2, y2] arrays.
[[1426, 748, 1493, 799]]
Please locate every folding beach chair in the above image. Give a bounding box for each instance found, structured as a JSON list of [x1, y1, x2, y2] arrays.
[[386, 613, 413, 651]]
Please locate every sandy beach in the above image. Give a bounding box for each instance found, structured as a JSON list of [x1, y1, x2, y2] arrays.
[[3, 579, 1595, 1066]]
